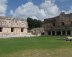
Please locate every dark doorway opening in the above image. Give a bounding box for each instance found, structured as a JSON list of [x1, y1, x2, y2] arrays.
[[0, 27, 2, 32], [48, 31, 51, 35], [52, 31, 55, 35], [21, 28, 24, 32], [41, 32, 44, 35], [62, 22, 64, 26], [67, 30, 71, 35], [11, 28, 14, 32], [57, 31, 61, 35], [62, 31, 65, 35]]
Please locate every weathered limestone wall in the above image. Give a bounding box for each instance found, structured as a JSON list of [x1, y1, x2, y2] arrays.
[[0, 16, 28, 35], [0, 19, 27, 28], [0, 28, 28, 34], [0, 28, 11, 34], [0, 17, 36, 38], [13, 28, 21, 34], [24, 29, 27, 33], [13, 28, 28, 34]]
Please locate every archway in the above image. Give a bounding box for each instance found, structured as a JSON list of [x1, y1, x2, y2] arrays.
[[48, 31, 51, 35], [52, 31, 55, 35], [57, 31, 61, 35], [62, 31, 65, 35], [67, 30, 71, 35], [0, 27, 2, 32]]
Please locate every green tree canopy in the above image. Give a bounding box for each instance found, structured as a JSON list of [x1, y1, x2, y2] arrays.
[[27, 17, 42, 30]]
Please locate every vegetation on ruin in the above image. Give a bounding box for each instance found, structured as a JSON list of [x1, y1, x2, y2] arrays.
[[0, 36, 72, 57]]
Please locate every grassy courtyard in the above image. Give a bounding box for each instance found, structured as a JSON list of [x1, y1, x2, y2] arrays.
[[0, 36, 72, 57]]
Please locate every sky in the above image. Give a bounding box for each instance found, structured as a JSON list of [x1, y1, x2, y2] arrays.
[[0, 0, 72, 20]]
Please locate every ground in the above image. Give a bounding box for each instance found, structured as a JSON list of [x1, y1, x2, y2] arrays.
[[0, 36, 72, 57]]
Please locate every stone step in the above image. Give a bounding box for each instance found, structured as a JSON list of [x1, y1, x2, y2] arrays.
[[0, 33, 36, 38]]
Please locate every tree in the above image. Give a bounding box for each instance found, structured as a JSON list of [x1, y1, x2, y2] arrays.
[[27, 17, 42, 30]]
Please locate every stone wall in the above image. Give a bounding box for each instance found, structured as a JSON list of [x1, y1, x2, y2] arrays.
[[0, 17, 28, 28], [0, 16, 32, 38], [0, 16, 38, 38], [43, 12, 72, 35]]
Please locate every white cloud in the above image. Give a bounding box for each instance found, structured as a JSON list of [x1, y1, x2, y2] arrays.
[[13, 0, 60, 20], [0, 0, 8, 16], [40, 0, 60, 18], [13, 2, 40, 19], [10, 10, 14, 15]]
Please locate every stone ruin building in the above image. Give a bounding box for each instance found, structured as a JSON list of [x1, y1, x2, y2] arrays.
[[0, 16, 33, 38], [43, 12, 72, 35], [30, 27, 44, 36]]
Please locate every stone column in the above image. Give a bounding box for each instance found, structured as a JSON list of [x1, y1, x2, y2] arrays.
[[51, 31, 52, 35], [65, 31, 67, 35], [61, 31, 63, 35], [70, 30, 72, 35], [55, 31, 57, 35]]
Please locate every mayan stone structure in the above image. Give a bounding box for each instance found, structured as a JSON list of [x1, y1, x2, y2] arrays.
[[43, 12, 72, 35], [0, 16, 33, 38], [0, 16, 28, 33]]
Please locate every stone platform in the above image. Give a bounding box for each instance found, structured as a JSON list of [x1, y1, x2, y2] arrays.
[[0, 33, 35, 38]]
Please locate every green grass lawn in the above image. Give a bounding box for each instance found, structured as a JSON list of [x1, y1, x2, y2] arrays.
[[0, 36, 72, 57]]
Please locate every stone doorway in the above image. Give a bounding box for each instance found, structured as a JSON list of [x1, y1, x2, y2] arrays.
[[48, 31, 51, 35], [62, 31, 65, 35], [67, 30, 71, 35], [57, 31, 61, 35], [0, 27, 2, 32], [52, 31, 55, 35], [11, 28, 14, 32]]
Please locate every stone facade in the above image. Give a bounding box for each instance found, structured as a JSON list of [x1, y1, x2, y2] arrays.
[[43, 12, 72, 35], [0, 16, 34, 38], [0, 16, 28, 34]]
